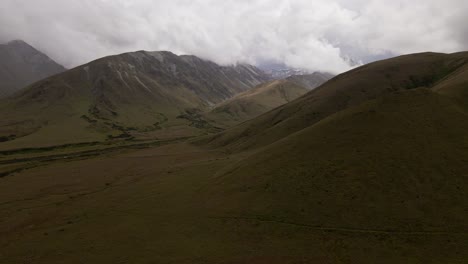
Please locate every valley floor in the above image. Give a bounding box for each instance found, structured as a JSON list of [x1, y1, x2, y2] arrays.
[[0, 141, 467, 263]]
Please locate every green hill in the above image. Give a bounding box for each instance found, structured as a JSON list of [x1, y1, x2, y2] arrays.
[[199, 51, 468, 249], [205, 88, 468, 231]]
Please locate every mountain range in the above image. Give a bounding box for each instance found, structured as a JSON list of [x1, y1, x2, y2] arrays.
[[0, 48, 270, 148], [0, 41, 338, 149], [0, 42, 467, 263]]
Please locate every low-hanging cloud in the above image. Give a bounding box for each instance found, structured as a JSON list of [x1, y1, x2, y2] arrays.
[[0, 0, 467, 73]]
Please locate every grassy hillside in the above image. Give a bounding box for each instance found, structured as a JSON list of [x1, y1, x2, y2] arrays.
[[0, 50, 269, 149], [194, 52, 468, 261], [204, 88, 468, 231], [205, 52, 468, 151], [206, 80, 309, 127]]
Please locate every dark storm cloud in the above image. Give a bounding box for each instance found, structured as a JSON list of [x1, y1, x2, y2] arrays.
[[1, 0, 467, 73]]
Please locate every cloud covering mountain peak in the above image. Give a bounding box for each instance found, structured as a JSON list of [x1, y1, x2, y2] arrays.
[[1, 0, 467, 73]]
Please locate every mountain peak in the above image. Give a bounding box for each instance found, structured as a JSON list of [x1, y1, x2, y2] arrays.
[[3, 40, 38, 54], [0, 40, 65, 98], [6, 39, 29, 46]]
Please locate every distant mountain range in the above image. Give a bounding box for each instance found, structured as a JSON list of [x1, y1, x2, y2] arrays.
[[258, 61, 316, 79], [0, 40, 65, 98], [264, 67, 312, 79]]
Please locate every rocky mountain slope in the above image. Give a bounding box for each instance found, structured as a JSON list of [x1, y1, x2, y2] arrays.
[[0, 50, 269, 148]]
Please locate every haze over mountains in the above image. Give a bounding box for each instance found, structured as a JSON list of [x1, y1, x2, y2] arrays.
[[286, 72, 334, 90], [0, 40, 65, 97]]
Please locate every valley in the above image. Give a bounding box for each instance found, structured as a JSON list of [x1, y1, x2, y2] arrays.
[[1, 142, 466, 264]]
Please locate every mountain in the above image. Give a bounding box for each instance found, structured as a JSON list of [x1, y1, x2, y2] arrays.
[[206, 80, 309, 127], [2, 51, 468, 263], [0, 40, 65, 97], [201, 51, 468, 240], [0, 50, 269, 148], [286, 72, 334, 90], [206, 52, 468, 151]]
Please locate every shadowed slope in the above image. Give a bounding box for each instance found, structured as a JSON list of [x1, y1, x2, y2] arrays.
[[201, 50, 468, 240], [205, 88, 468, 232]]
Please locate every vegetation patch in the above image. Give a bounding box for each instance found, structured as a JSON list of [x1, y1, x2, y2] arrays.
[[0, 134, 16, 142], [0, 167, 26, 178], [0, 141, 101, 156], [404, 61, 467, 89], [106, 132, 134, 140], [80, 115, 98, 124], [178, 109, 217, 129]]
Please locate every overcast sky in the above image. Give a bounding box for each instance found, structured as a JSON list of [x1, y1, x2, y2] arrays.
[[1, 0, 467, 73]]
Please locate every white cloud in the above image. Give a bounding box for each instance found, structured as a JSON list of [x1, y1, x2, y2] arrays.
[[0, 0, 467, 73]]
